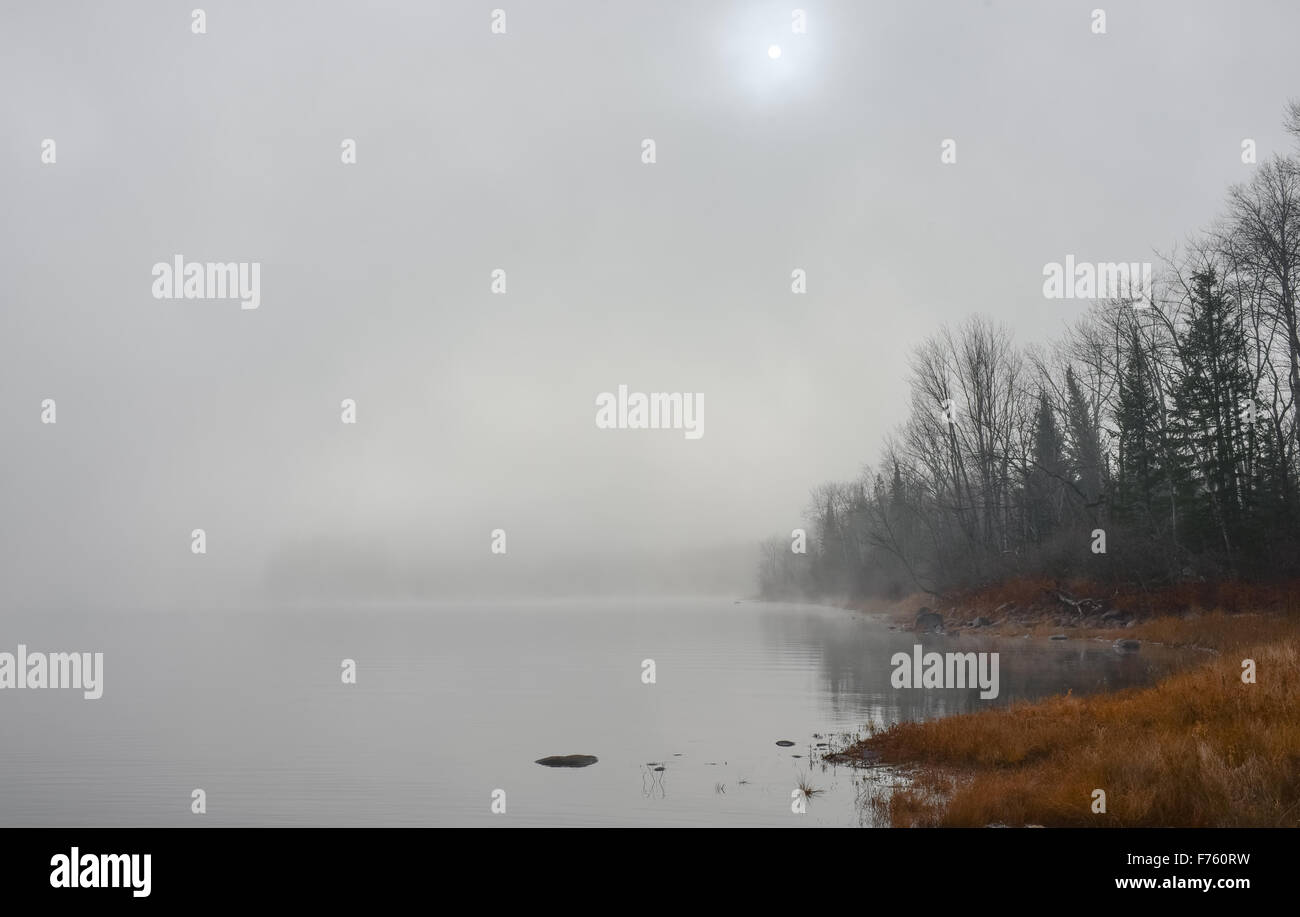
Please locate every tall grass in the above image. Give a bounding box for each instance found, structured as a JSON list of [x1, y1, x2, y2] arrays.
[[850, 632, 1300, 826]]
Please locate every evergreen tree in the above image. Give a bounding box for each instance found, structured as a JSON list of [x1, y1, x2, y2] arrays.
[[1115, 329, 1168, 528], [1064, 366, 1104, 516], [1026, 392, 1066, 543], [1170, 268, 1253, 559]]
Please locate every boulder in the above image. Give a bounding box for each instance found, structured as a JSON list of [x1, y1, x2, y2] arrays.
[[914, 608, 945, 633], [535, 754, 598, 768]]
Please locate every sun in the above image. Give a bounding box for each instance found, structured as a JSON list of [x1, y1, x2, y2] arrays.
[[768, 44, 782, 59]]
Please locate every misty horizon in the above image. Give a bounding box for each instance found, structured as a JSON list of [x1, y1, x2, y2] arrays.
[[5, 1, 1300, 610]]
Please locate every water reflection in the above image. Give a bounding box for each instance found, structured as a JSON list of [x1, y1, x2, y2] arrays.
[[641, 764, 667, 799], [0, 601, 1198, 828], [756, 604, 1198, 827], [761, 605, 1192, 728]]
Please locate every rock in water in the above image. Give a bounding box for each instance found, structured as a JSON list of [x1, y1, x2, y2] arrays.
[[914, 608, 944, 633], [535, 755, 598, 768], [775, 740, 796, 747], [1113, 638, 1141, 653]]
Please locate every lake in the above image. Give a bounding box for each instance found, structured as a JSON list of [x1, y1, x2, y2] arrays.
[[0, 599, 1194, 827]]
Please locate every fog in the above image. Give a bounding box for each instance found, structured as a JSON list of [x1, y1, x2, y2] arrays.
[[2, 1, 1297, 609]]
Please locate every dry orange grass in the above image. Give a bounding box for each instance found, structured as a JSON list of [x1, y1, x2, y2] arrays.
[[1005, 610, 1300, 650], [866, 580, 1300, 648], [883, 577, 1300, 621], [840, 619, 1300, 827], [1123, 611, 1298, 652]]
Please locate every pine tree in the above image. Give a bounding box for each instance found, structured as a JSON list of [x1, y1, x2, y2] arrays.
[[1026, 392, 1066, 543], [1170, 268, 1252, 559], [1115, 330, 1168, 527], [1064, 365, 1104, 518]]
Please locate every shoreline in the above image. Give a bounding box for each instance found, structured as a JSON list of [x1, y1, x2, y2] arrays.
[[788, 581, 1300, 826]]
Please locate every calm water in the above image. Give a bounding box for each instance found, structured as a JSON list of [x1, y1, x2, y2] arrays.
[[0, 599, 1193, 827]]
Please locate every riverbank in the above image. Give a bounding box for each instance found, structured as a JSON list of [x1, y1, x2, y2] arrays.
[[823, 580, 1300, 827]]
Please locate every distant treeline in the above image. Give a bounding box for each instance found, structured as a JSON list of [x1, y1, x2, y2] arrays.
[[761, 103, 1300, 600]]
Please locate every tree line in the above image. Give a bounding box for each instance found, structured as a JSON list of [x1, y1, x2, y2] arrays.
[[760, 103, 1300, 601]]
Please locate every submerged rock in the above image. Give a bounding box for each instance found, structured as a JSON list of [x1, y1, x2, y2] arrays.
[[1113, 638, 1141, 653], [535, 754, 598, 768]]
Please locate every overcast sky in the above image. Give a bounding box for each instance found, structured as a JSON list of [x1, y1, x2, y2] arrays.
[[2, 1, 1297, 608]]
